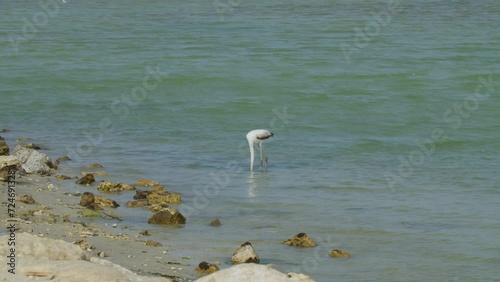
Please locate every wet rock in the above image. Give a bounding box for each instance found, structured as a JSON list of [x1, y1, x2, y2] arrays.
[[0, 155, 18, 181], [79, 192, 96, 209], [78, 209, 102, 218], [95, 195, 120, 208], [0, 128, 8, 133], [139, 230, 151, 236], [283, 233, 317, 248], [126, 200, 149, 208], [209, 219, 221, 227], [148, 207, 186, 224], [144, 240, 162, 247], [55, 174, 72, 181], [84, 163, 103, 169], [56, 155, 72, 162], [13, 144, 56, 174], [15, 137, 28, 142], [135, 178, 160, 187], [98, 251, 107, 258], [24, 142, 41, 149], [195, 261, 220, 275], [148, 203, 170, 213], [98, 181, 135, 193], [76, 173, 96, 185], [329, 249, 351, 258], [0, 136, 9, 156], [73, 239, 95, 251], [231, 242, 260, 264], [80, 171, 109, 177], [133, 189, 151, 200], [146, 188, 181, 204], [18, 194, 37, 204]]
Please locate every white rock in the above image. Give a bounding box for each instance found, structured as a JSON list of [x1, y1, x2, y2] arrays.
[[13, 145, 54, 174], [194, 263, 316, 282], [231, 242, 260, 264]]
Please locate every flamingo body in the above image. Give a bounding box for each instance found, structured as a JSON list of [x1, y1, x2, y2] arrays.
[[246, 129, 273, 171]]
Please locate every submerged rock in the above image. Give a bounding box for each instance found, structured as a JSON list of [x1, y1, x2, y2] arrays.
[[97, 181, 135, 192], [76, 173, 96, 185], [329, 249, 351, 258], [135, 178, 160, 187], [13, 145, 56, 174], [194, 263, 315, 282], [195, 261, 220, 275], [24, 142, 41, 149], [209, 219, 221, 227], [84, 163, 103, 169], [56, 155, 72, 162], [144, 240, 162, 247], [231, 242, 260, 264], [0, 155, 18, 181], [148, 207, 186, 224], [55, 174, 72, 181], [18, 194, 37, 204], [126, 200, 149, 208], [283, 233, 317, 247]]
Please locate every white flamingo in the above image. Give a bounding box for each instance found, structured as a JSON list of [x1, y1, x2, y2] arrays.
[[246, 129, 274, 171]]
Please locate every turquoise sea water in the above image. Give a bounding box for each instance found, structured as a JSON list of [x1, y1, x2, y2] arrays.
[[1, 0, 500, 281]]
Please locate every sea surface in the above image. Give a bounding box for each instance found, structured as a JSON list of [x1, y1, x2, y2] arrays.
[[1, 0, 500, 281]]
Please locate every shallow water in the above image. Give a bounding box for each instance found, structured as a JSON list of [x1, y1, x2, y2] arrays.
[[1, 0, 500, 281]]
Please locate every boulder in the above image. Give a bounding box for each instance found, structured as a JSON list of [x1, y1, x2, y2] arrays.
[[146, 189, 182, 204], [97, 181, 135, 193], [283, 233, 317, 247], [195, 261, 220, 275], [13, 144, 56, 174], [76, 173, 96, 185], [329, 249, 351, 258], [0, 136, 9, 155], [0, 155, 18, 181], [231, 242, 259, 264], [148, 207, 186, 224], [193, 263, 315, 282], [135, 178, 160, 187], [79, 192, 97, 210]]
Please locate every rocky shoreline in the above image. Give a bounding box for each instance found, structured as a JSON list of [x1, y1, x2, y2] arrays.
[[0, 134, 321, 281]]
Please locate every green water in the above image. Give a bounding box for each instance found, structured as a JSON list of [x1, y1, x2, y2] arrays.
[[1, 0, 499, 281]]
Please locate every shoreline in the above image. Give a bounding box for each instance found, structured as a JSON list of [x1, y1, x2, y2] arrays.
[[1, 137, 198, 281]]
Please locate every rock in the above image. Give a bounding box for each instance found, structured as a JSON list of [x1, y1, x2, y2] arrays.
[[80, 171, 109, 177], [97, 181, 135, 193], [283, 233, 317, 248], [195, 261, 220, 275], [329, 249, 351, 258], [73, 240, 95, 252], [146, 188, 182, 204], [0, 128, 8, 133], [84, 163, 103, 168], [79, 192, 97, 209], [78, 209, 102, 218], [55, 174, 72, 181], [194, 263, 315, 282], [0, 136, 9, 156], [18, 194, 37, 204], [0, 155, 18, 181], [209, 219, 221, 227], [148, 208, 186, 224], [24, 142, 41, 149], [139, 230, 151, 236], [126, 200, 149, 208], [133, 189, 150, 199], [56, 155, 71, 162], [144, 240, 162, 247], [231, 242, 260, 264], [95, 196, 120, 208], [13, 145, 56, 174], [16, 137, 28, 142], [135, 178, 160, 187], [148, 203, 170, 213], [0, 233, 172, 282], [76, 173, 96, 185]]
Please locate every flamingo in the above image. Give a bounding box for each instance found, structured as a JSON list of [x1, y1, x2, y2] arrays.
[[246, 129, 274, 171]]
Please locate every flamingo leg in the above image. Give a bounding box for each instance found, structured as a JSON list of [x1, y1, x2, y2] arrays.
[[259, 143, 263, 169]]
